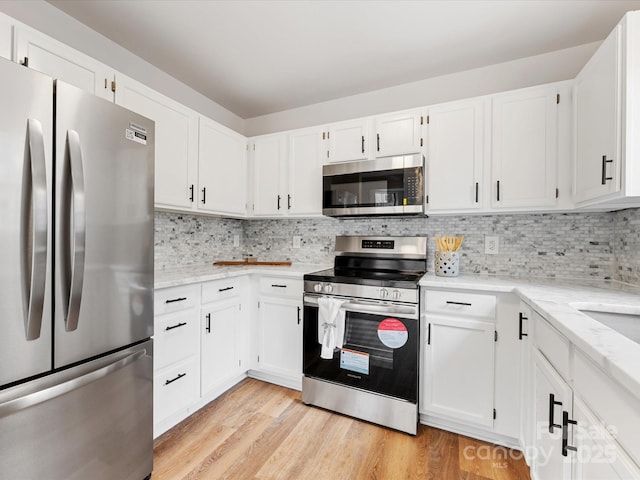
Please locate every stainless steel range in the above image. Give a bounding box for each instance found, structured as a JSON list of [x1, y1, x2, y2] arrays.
[[302, 235, 427, 435]]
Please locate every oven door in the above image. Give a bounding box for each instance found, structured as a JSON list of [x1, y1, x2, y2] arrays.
[[303, 294, 418, 403], [322, 154, 424, 216]]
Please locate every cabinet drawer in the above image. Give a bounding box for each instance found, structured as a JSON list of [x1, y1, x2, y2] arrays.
[[573, 351, 640, 466], [154, 284, 200, 315], [153, 356, 198, 424], [425, 290, 496, 319], [534, 313, 570, 380], [259, 277, 303, 299], [202, 277, 244, 304], [154, 309, 198, 370]]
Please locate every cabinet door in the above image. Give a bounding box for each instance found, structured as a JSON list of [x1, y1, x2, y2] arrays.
[[422, 315, 495, 427], [0, 13, 11, 60], [374, 110, 423, 157], [572, 396, 640, 480], [115, 73, 198, 210], [327, 118, 369, 163], [252, 135, 286, 216], [198, 116, 247, 216], [491, 85, 558, 209], [257, 296, 302, 379], [14, 26, 114, 102], [201, 299, 240, 395], [533, 350, 573, 480], [426, 99, 484, 212], [573, 26, 621, 203], [288, 127, 323, 216]]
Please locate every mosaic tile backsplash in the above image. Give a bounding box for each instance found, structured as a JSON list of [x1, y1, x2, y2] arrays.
[[155, 208, 640, 285]]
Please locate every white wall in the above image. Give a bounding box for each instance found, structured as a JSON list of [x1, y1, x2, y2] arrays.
[[244, 42, 599, 136], [0, 0, 245, 133]]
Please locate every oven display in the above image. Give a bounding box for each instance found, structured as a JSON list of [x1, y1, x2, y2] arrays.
[[361, 239, 394, 249]]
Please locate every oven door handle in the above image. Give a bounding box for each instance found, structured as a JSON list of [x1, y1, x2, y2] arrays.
[[304, 295, 417, 318], [342, 301, 417, 317]]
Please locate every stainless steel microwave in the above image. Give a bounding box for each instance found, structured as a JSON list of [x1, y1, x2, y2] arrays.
[[322, 154, 424, 217]]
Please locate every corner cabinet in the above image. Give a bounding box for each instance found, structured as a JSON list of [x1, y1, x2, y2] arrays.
[[491, 84, 559, 210], [573, 11, 640, 208], [198, 117, 247, 217], [13, 25, 115, 101], [115, 73, 198, 210], [200, 277, 248, 398], [426, 98, 485, 212], [250, 129, 323, 217]]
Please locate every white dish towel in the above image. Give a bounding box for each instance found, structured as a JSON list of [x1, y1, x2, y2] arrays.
[[318, 297, 346, 359]]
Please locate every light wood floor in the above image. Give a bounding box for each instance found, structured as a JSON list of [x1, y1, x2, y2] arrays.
[[153, 378, 530, 480]]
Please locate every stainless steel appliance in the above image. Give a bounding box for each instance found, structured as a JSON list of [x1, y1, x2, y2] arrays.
[[302, 236, 427, 434], [322, 154, 424, 217], [0, 57, 154, 480]]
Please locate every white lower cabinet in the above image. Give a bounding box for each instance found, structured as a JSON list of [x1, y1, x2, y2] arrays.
[[254, 277, 303, 389], [532, 350, 573, 480], [153, 284, 201, 437], [423, 315, 495, 426]]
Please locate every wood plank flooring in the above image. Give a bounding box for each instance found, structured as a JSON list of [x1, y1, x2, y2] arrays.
[[152, 379, 530, 480]]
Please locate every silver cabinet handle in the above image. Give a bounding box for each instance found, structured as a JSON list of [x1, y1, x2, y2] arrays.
[[21, 119, 48, 340], [61, 130, 86, 332], [0, 350, 144, 418]]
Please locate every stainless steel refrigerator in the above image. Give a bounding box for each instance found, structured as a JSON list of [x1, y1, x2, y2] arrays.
[[0, 57, 154, 480]]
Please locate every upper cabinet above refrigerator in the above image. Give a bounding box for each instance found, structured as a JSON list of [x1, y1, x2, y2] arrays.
[[14, 25, 115, 102]]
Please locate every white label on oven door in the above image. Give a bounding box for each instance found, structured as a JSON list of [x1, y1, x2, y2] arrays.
[[340, 348, 369, 375], [377, 318, 408, 348]]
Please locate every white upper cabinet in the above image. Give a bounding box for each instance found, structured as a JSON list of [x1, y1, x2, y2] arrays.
[[426, 98, 485, 212], [251, 134, 287, 216], [374, 109, 424, 158], [574, 25, 620, 203], [14, 26, 114, 102], [115, 73, 198, 210], [0, 13, 11, 60], [288, 127, 323, 216], [491, 84, 558, 210], [198, 117, 247, 217], [326, 118, 369, 163]]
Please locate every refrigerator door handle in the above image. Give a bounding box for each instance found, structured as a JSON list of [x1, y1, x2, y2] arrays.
[[22, 119, 48, 340], [0, 349, 145, 418], [62, 130, 86, 332]]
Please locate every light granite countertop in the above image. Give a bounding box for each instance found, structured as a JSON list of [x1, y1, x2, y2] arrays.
[[419, 273, 640, 400], [154, 263, 330, 290]]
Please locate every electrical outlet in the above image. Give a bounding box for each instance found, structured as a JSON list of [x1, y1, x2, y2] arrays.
[[293, 236, 301, 249], [485, 235, 499, 255], [233, 235, 240, 247]]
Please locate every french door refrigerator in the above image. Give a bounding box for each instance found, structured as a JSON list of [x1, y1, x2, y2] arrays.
[[0, 57, 154, 480]]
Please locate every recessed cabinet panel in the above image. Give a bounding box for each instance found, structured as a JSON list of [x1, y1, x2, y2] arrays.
[[115, 73, 197, 210], [288, 128, 323, 215], [427, 99, 484, 212], [573, 26, 621, 203], [491, 86, 558, 209], [252, 135, 286, 216], [258, 296, 302, 380], [423, 316, 495, 427], [327, 119, 369, 163], [0, 13, 11, 60], [201, 300, 240, 396], [374, 110, 422, 158], [198, 117, 247, 216], [14, 26, 114, 102]]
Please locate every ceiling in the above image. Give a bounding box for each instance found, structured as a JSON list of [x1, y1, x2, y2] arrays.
[[48, 0, 640, 119]]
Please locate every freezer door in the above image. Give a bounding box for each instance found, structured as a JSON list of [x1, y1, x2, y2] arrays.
[[0, 57, 53, 387], [0, 340, 153, 480], [54, 81, 154, 367]]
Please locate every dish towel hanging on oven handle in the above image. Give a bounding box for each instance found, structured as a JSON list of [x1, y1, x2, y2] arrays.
[[318, 297, 346, 359]]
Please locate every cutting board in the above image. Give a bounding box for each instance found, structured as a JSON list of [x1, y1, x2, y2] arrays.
[[213, 260, 292, 266]]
